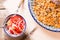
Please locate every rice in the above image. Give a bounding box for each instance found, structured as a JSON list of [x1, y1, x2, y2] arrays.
[[32, 0, 60, 28]]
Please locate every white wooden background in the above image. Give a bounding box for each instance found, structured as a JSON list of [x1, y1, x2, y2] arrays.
[[0, 0, 60, 40]]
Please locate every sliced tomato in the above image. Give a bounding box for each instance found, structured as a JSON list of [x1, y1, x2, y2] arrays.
[[9, 30, 14, 34], [14, 26, 22, 33], [19, 23, 24, 30]]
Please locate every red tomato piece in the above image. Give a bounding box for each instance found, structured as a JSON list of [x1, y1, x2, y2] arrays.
[[14, 26, 22, 33], [19, 23, 24, 30], [10, 30, 14, 34]]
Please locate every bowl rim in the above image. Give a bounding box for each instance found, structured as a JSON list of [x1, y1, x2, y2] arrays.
[[28, 0, 60, 32], [3, 14, 26, 37]]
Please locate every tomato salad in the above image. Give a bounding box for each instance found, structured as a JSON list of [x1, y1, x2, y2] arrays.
[[5, 14, 26, 35]]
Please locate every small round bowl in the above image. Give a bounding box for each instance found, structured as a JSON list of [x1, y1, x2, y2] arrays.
[[28, 0, 60, 32], [3, 14, 26, 37]]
